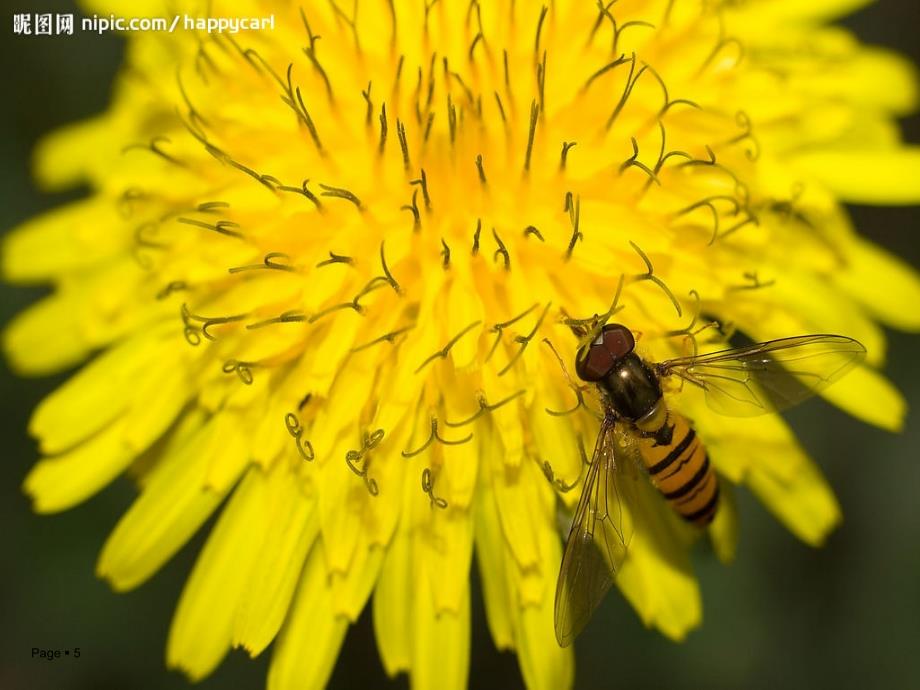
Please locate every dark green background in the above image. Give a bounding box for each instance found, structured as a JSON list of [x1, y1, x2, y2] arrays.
[[2, 2, 918, 689]]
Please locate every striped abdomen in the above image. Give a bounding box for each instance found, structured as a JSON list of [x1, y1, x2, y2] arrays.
[[635, 403, 719, 526]]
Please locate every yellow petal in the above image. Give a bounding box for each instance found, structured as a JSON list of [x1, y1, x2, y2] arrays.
[[2, 199, 128, 284], [419, 507, 474, 615], [3, 290, 94, 375], [373, 513, 413, 676], [29, 333, 151, 454], [410, 557, 470, 690], [329, 543, 384, 621], [32, 115, 120, 190], [820, 365, 906, 432], [510, 496, 574, 690], [24, 417, 134, 514], [472, 458, 515, 651], [96, 414, 246, 590], [167, 467, 268, 680], [747, 454, 842, 546], [834, 237, 920, 331], [233, 471, 319, 657], [708, 483, 740, 565], [491, 452, 543, 572], [616, 483, 701, 641], [120, 344, 191, 453], [268, 541, 349, 690], [791, 148, 920, 205]]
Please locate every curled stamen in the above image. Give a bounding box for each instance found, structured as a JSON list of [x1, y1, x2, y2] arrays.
[[299, 7, 335, 100], [499, 302, 552, 376], [281, 63, 323, 152], [643, 62, 700, 118], [378, 103, 388, 154], [542, 338, 589, 417], [476, 154, 487, 185], [468, 32, 484, 62], [222, 359, 256, 385], [663, 290, 702, 337], [156, 281, 189, 300], [564, 192, 583, 260], [727, 271, 776, 292], [583, 54, 629, 92], [562, 274, 625, 337], [415, 320, 482, 373], [122, 136, 186, 168], [181, 304, 248, 341], [284, 412, 315, 462], [316, 251, 354, 267], [524, 100, 539, 173], [534, 5, 548, 60], [229, 252, 297, 274], [379, 241, 402, 294], [698, 16, 744, 76], [493, 91, 507, 124], [134, 222, 167, 250], [627, 241, 682, 317], [472, 219, 482, 255], [487, 303, 539, 362], [560, 141, 577, 170], [246, 310, 308, 330], [410, 169, 432, 210], [536, 50, 547, 113], [396, 119, 410, 171], [443, 389, 526, 427], [351, 277, 391, 310], [619, 137, 661, 185], [540, 459, 581, 493], [606, 53, 647, 130], [319, 183, 363, 210], [118, 188, 147, 218], [196, 201, 229, 214], [177, 216, 244, 238], [492, 227, 510, 270], [421, 467, 448, 509], [351, 324, 415, 352], [308, 301, 364, 324], [345, 428, 385, 496], [524, 225, 545, 241], [328, 0, 361, 52], [403, 417, 473, 458], [727, 110, 760, 161], [362, 81, 374, 125], [401, 188, 421, 231], [275, 179, 323, 210], [441, 238, 451, 268]]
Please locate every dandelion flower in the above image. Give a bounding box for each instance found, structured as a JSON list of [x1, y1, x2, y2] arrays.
[[7, 1, 920, 688]]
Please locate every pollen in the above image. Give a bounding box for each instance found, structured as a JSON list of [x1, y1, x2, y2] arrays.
[[5, 2, 920, 689]]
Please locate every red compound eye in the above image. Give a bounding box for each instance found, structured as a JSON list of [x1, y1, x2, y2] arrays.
[[575, 324, 636, 381]]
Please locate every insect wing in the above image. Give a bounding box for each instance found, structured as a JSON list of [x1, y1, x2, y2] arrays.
[[658, 335, 866, 416], [553, 420, 641, 646]]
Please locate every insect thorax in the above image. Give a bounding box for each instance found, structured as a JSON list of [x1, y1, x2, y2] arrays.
[[598, 353, 663, 422]]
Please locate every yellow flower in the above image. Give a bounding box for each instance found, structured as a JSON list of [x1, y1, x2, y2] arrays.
[[6, 0, 920, 688]]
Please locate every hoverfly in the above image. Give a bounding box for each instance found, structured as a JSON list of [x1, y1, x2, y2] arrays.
[[554, 322, 866, 646]]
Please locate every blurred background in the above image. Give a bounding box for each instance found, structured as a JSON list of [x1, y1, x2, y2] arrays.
[[1, 2, 918, 689]]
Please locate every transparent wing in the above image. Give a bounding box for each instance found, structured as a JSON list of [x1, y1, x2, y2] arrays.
[[554, 419, 641, 647], [657, 335, 866, 417]]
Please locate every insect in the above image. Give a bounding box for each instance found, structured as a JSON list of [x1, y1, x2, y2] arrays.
[[554, 322, 866, 646]]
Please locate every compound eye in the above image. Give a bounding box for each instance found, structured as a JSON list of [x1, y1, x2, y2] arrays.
[[574, 324, 635, 382], [600, 324, 635, 359], [576, 341, 615, 381]]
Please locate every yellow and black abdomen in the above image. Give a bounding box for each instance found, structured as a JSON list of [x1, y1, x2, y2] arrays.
[[635, 403, 719, 526]]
